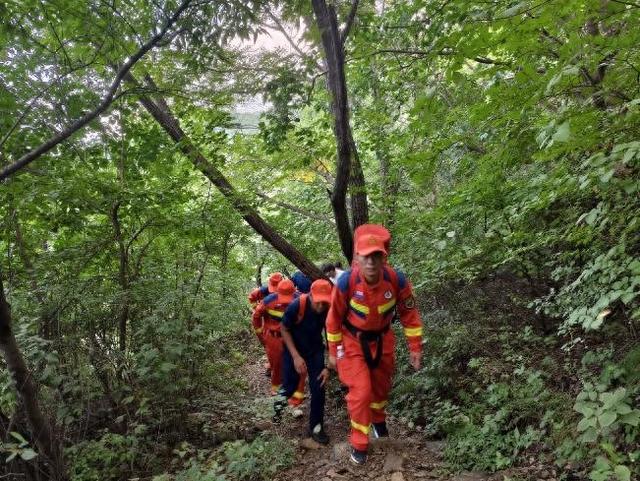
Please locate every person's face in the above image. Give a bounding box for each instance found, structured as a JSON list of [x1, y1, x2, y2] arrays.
[[311, 299, 330, 313], [356, 251, 384, 283]]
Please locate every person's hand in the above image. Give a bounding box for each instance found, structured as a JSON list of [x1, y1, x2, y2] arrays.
[[318, 368, 330, 387], [294, 356, 307, 375], [327, 355, 337, 370], [409, 351, 422, 370]]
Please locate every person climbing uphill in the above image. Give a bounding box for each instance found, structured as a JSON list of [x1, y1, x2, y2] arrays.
[[276, 279, 333, 444], [252, 278, 306, 400], [248, 272, 283, 308], [249, 272, 283, 378], [326, 224, 422, 465], [291, 270, 312, 293]]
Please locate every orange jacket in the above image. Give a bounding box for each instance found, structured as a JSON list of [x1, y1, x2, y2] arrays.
[[326, 266, 422, 356], [252, 293, 296, 335], [248, 285, 270, 306]]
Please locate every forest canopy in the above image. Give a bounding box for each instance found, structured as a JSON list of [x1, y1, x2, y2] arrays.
[[0, 1, 639, 480]]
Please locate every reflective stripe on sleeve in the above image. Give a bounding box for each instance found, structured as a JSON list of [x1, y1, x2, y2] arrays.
[[327, 332, 343, 342], [403, 326, 422, 337], [370, 400, 388, 410]]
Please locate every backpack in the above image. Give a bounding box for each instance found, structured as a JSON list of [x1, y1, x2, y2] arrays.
[[296, 294, 308, 324]]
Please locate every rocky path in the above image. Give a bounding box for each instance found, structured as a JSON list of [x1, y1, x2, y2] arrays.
[[242, 354, 500, 481]]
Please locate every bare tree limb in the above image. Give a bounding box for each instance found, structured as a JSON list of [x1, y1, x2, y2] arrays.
[[254, 191, 335, 225], [0, 0, 193, 181], [340, 0, 360, 45], [265, 9, 321, 69]]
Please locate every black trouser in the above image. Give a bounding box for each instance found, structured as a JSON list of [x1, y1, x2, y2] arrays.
[[282, 348, 325, 430]]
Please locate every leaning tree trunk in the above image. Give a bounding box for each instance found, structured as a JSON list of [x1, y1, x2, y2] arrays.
[[124, 73, 324, 280], [0, 276, 67, 481]]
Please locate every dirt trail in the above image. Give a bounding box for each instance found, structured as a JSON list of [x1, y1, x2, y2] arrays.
[[242, 354, 496, 481]]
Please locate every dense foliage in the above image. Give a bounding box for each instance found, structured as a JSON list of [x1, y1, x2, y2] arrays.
[[1, 0, 638, 480]]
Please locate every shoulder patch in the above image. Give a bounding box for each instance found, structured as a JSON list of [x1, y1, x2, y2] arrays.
[[403, 295, 416, 309]]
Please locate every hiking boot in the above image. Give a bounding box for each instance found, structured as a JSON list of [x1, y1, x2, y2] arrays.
[[272, 399, 286, 423], [350, 447, 367, 465], [310, 424, 329, 445], [372, 421, 389, 438]]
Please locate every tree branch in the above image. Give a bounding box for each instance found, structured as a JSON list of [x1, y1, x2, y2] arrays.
[[265, 9, 320, 69], [0, 0, 193, 181], [125, 72, 324, 280], [340, 0, 360, 46], [254, 191, 335, 224]]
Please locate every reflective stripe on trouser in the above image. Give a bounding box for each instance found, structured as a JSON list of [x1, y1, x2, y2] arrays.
[[281, 348, 307, 405], [337, 329, 395, 451], [283, 348, 326, 429], [264, 329, 284, 390]]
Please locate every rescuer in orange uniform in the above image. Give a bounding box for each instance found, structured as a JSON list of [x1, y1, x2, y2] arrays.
[[252, 279, 306, 402], [326, 224, 422, 465], [248, 272, 283, 308], [249, 272, 283, 377]]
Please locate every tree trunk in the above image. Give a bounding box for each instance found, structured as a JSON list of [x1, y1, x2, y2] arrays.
[[348, 131, 369, 228], [255, 258, 264, 287], [0, 276, 67, 481], [311, 0, 369, 262], [110, 201, 129, 352], [11, 208, 58, 339], [125, 73, 324, 280]]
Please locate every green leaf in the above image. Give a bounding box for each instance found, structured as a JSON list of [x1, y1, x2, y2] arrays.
[[551, 121, 571, 144], [614, 465, 631, 481], [19, 449, 38, 461], [616, 404, 632, 415], [599, 411, 617, 427], [10, 432, 28, 445], [600, 169, 615, 183], [579, 427, 598, 443], [159, 362, 175, 373], [577, 416, 596, 431], [620, 411, 640, 426]]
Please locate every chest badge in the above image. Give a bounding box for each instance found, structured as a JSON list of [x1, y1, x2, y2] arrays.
[[384, 290, 393, 299]]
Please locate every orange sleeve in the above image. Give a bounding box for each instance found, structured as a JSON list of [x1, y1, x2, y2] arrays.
[[252, 302, 265, 337], [396, 275, 422, 353], [248, 287, 263, 305], [326, 277, 349, 357]]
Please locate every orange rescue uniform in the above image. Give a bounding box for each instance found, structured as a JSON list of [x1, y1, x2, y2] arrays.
[[326, 265, 422, 451], [253, 289, 306, 399]]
